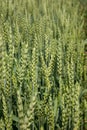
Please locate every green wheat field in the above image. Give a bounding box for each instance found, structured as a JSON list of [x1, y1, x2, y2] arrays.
[[0, 0, 87, 130]]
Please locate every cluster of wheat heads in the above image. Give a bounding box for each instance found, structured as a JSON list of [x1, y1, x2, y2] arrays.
[[0, 0, 87, 130]]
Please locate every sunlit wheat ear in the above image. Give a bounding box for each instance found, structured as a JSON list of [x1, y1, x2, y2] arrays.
[[61, 95, 68, 130], [0, 119, 5, 129], [57, 28, 63, 78], [41, 53, 51, 90], [2, 94, 12, 130], [25, 93, 37, 130], [2, 94, 8, 129], [32, 46, 38, 92], [73, 82, 80, 130], [47, 96, 54, 130], [0, 34, 3, 99], [17, 90, 24, 130], [13, 23, 21, 56]]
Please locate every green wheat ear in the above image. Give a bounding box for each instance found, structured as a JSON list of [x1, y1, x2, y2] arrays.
[[24, 93, 37, 130], [47, 96, 54, 130], [2, 94, 12, 130], [17, 90, 24, 130], [0, 34, 3, 99], [13, 23, 21, 57], [0, 119, 5, 129], [73, 82, 80, 130], [32, 46, 38, 90]]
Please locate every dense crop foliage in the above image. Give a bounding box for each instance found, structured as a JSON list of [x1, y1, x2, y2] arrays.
[[0, 0, 87, 130]]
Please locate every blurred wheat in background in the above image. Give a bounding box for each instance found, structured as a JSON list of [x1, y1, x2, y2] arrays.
[[0, 0, 87, 130]]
